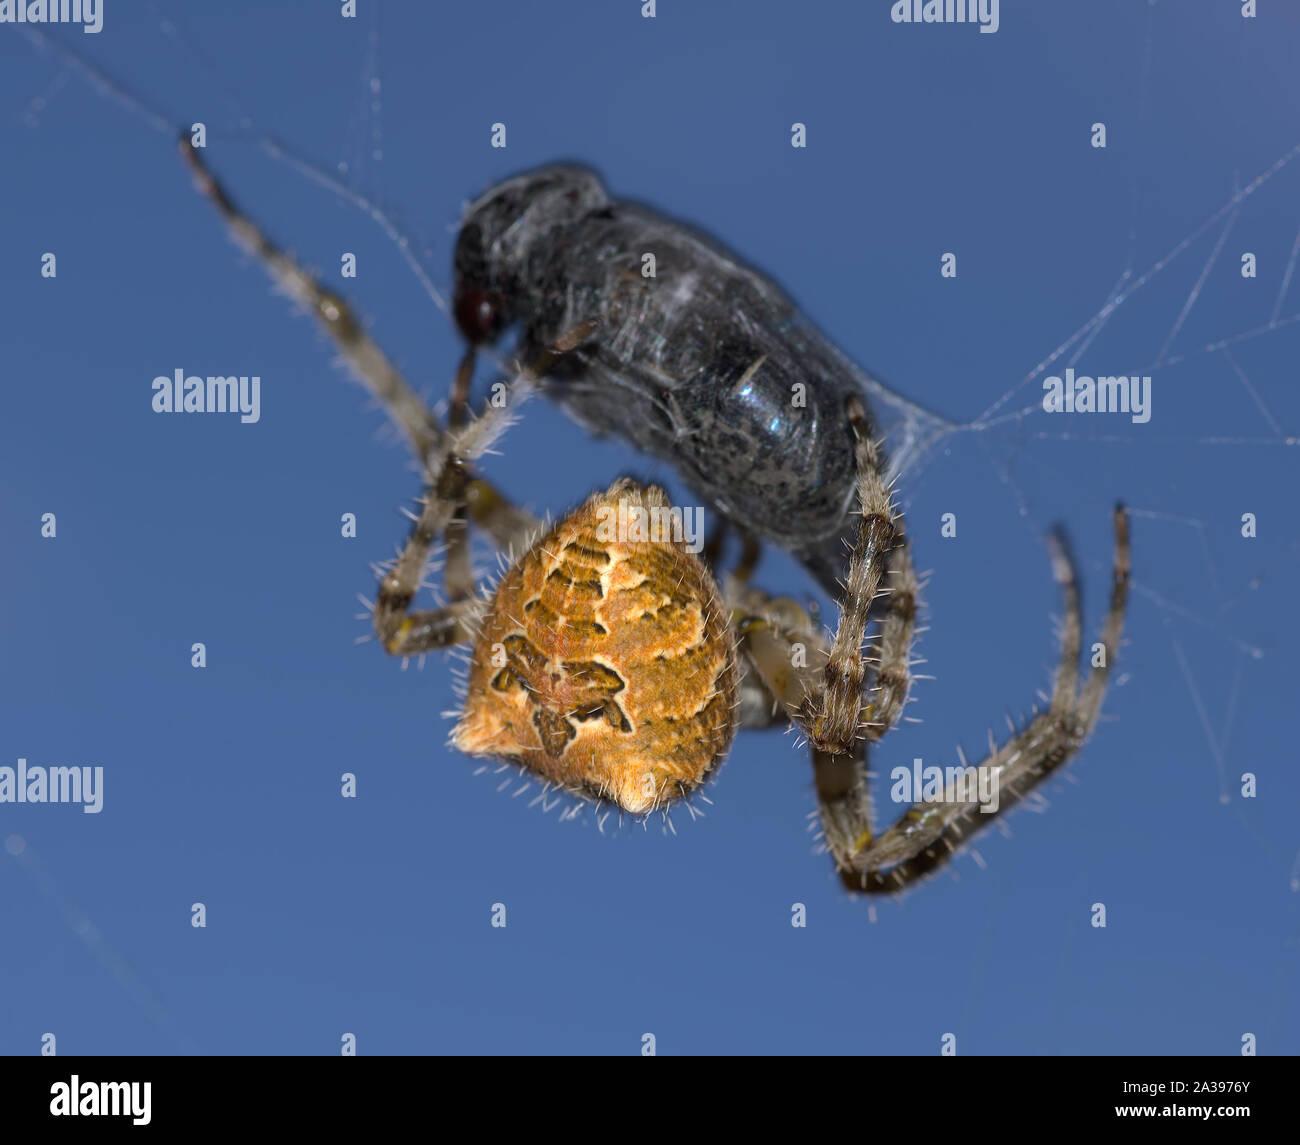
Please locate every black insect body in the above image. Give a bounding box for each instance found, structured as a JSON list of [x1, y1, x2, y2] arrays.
[[452, 166, 873, 594]]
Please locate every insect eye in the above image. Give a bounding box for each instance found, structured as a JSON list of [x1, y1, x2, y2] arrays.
[[454, 287, 504, 344]]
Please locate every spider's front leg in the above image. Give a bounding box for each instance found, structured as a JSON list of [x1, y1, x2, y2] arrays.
[[830, 506, 1131, 894], [371, 395, 510, 657], [177, 135, 539, 553], [372, 321, 600, 658]]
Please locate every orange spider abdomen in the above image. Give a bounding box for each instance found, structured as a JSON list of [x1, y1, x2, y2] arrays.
[[452, 480, 738, 814]]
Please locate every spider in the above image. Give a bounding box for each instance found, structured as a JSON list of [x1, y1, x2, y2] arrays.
[[179, 140, 1131, 894]]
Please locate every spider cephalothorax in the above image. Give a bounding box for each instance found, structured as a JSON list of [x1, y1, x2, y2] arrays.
[[180, 140, 1132, 895], [453, 480, 738, 815]]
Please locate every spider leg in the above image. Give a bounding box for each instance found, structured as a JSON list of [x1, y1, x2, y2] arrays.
[[732, 541, 913, 833], [829, 506, 1131, 895], [441, 347, 478, 602], [811, 737, 874, 877], [176, 134, 538, 552], [861, 534, 919, 744], [1075, 514, 1130, 728], [732, 595, 826, 722], [732, 527, 917, 738], [372, 324, 599, 657], [371, 387, 520, 655], [436, 320, 596, 603], [794, 396, 900, 755]]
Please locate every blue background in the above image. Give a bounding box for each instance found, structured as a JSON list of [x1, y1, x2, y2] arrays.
[[1, 1, 1297, 1055]]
